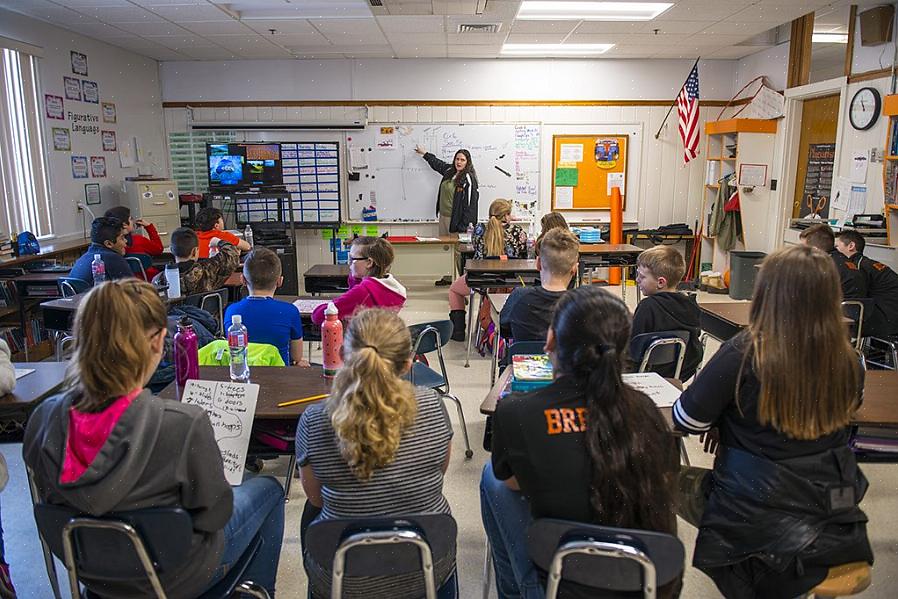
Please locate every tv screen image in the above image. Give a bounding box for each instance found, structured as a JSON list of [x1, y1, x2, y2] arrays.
[[210, 155, 243, 186]]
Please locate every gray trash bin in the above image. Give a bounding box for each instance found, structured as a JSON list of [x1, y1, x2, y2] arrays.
[[729, 251, 766, 300]]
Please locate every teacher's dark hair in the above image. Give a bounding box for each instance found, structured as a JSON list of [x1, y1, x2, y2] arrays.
[[453, 149, 477, 186], [551, 286, 678, 532]]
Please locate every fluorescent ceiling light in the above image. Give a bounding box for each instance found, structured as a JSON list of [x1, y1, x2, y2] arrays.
[[812, 33, 848, 43], [501, 43, 615, 56], [517, 1, 673, 21], [223, 0, 372, 20]]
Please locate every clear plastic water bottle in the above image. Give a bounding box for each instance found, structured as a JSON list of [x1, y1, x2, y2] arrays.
[[526, 238, 536, 259], [90, 254, 105, 286], [244, 224, 254, 248], [227, 314, 250, 382]]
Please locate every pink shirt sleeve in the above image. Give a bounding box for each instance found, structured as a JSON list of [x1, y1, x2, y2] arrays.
[[310, 282, 372, 326]]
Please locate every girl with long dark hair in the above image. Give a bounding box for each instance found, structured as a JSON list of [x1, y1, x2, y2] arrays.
[[482, 285, 680, 598]]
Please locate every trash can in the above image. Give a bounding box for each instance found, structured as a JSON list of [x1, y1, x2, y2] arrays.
[[729, 251, 766, 300]]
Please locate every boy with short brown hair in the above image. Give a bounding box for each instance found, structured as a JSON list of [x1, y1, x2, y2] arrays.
[[800, 223, 867, 299], [632, 244, 703, 381]]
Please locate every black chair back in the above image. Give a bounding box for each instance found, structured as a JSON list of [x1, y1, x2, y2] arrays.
[[306, 514, 456, 578], [629, 330, 689, 377], [58, 277, 90, 297], [528, 519, 684, 596], [183, 288, 228, 334], [507, 341, 546, 359], [409, 321, 453, 356]]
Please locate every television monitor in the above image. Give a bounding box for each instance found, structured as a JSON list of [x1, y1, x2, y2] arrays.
[[207, 142, 283, 190]]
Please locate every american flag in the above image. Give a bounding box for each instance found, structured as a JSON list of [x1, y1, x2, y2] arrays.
[[677, 63, 700, 165]]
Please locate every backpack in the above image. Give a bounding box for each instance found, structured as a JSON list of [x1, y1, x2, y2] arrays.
[[17, 232, 40, 255]]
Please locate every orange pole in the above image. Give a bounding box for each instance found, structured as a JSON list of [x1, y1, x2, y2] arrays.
[[609, 186, 623, 285]]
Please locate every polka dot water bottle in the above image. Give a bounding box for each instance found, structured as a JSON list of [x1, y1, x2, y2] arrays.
[[322, 302, 343, 379]]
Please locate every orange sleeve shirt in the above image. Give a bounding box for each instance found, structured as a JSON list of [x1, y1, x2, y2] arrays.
[[196, 229, 240, 258]]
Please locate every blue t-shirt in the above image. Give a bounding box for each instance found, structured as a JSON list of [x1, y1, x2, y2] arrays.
[[224, 296, 303, 364]]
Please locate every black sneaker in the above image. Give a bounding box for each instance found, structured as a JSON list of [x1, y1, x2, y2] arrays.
[[434, 276, 451, 286]]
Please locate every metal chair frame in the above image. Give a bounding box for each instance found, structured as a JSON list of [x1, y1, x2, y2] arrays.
[[545, 539, 657, 599], [841, 300, 866, 352], [331, 529, 437, 599], [637, 337, 687, 382], [410, 323, 473, 459], [125, 256, 147, 280]]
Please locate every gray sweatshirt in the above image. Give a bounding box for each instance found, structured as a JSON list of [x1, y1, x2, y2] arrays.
[[23, 389, 233, 598]]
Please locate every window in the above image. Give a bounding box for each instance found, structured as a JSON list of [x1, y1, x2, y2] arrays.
[[169, 129, 234, 194], [0, 45, 52, 238]]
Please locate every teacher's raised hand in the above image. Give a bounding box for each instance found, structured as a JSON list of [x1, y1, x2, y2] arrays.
[[415, 145, 427, 155]]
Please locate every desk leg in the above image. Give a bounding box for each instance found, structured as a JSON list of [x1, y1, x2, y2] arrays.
[[464, 289, 476, 368], [488, 295, 500, 386], [621, 264, 627, 304], [17, 282, 28, 361]]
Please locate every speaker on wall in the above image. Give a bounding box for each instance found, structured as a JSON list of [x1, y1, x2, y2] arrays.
[[859, 5, 895, 46]]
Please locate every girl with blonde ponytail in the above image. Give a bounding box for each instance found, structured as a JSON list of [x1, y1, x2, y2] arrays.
[[447, 198, 529, 341], [296, 308, 455, 598]]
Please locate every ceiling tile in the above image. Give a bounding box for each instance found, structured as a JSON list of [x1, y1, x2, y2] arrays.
[[386, 2, 434, 16], [70, 5, 164, 22], [729, 3, 812, 24], [447, 32, 507, 45], [180, 47, 240, 59], [138, 0, 212, 5], [634, 20, 712, 35], [112, 21, 192, 36], [567, 32, 691, 46], [312, 18, 383, 35], [385, 32, 446, 45], [322, 29, 388, 45], [652, 3, 746, 22], [177, 21, 253, 35], [241, 19, 318, 34], [144, 35, 218, 49], [705, 45, 764, 59], [266, 32, 331, 46], [504, 33, 568, 44], [701, 21, 773, 36], [231, 47, 294, 58], [572, 21, 649, 34], [393, 45, 447, 58], [448, 46, 502, 57], [145, 4, 234, 21], [45, 0, 129, 6], [376, 15, 445, 32]]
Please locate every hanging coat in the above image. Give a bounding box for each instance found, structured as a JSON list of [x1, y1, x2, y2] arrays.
[[709, 181, 743, 251]]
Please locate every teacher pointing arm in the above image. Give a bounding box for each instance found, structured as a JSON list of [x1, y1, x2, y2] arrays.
[[415, 145, 479, 236]]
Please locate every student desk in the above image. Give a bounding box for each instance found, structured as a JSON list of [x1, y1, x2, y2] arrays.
[[578, 243, 644, 300], [852, 370, 898, 428], [388, 235, 459, 279], [464, 259, 539, 368], [41, 290, 188, 336], [700, 302, 852, 342], [9, 272, 71, 360], [0, 362, 70, 434], [304, 264, 350, 295]]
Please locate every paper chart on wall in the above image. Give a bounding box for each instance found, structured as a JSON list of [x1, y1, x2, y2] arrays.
[[555, 186, 573, 209], [182, 380, 259, 486]]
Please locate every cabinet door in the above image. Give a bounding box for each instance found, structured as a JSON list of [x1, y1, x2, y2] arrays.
[[137, 184, 178, 217]]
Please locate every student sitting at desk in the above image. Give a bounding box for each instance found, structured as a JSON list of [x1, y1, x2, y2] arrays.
[[153, 227, 240, 297], [799, 223, 867, 299], [23, 280, 285, 598], [448, 199, 528, 341], [225, 247, 309, 367], [297, 308, 455, 598], [673, 245, 872, 599], [69, 217, 133, 287], [105, 205, 164, 279], [836, 229, 898, 338], [483, 286, 680, 599], [534, 211, 569, 256], [194, 207, 251, 259], [632, 245, 703, 381], [310, 236, 406, 327], [500, 228, 578, 342]]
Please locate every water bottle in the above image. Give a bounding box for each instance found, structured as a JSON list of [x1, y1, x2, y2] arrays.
[[322, 302, 343, 379], [244, 224, 254, 248], [526, 238, 536, 260], [90, 254, 105, 285], [227, 314, 250, 382], [164, 264, 181, 299], [173, 316, 198, 400]]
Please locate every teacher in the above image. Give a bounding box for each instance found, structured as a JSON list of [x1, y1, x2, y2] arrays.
[[415, 146, 479, 236]]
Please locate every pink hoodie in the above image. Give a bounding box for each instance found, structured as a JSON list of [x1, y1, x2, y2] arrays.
[[311, 274, 407, 325]]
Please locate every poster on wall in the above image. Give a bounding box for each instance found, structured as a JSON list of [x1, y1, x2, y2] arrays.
[[800, 143, 835, 219], [90, 156, 106, 178], [63, 77, 82, 101], [45, 94, 64, 119], [70, 51, 88, 76], [84, 183, 100, 206], [101, 130, 116, 151], [81, 80, 99, 104], [101, 102, 116, 123], [52, 127, 71, 151], [71, 156, 88, 179]]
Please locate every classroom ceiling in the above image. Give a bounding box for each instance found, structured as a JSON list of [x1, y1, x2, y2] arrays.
[[0, 0, 882, 61]]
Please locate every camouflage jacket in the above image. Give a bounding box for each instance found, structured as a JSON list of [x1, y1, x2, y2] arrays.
[[153, 242, 239, 297]]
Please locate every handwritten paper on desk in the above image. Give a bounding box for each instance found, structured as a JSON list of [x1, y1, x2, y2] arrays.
[[182, 380, 259, 486], [14, 368, 34, 379], [621, 372, 681, 408], [294, 298, 329, 314]]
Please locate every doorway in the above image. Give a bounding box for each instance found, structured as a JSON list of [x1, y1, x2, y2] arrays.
[[791, 94, 840, 219]]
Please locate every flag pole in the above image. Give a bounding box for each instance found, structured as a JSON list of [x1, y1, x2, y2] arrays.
[[654, 57, 700, 139]]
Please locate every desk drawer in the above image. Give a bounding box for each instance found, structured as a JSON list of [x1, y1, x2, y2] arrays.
[[137, 190, 178, 217], [144, 215, 182, 245]]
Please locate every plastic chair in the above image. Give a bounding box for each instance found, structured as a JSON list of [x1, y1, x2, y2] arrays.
[[31, 501, 268, 599], [629, 330, 689, 381], [125, 254, 152, 280], [306, 514, 458, 599], [183, 288, 227, 335], [57, 277, 89, 298], [841, 300, 869, 352], [809, 562, 872, 597], [528, 518, 685, 599], [408, 321, 473, 459]]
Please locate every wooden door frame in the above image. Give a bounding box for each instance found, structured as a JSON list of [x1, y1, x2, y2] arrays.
[[769, 77, 848, 250]]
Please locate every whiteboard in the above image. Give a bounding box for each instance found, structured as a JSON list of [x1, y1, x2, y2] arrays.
[[346, 124, 540, 222]]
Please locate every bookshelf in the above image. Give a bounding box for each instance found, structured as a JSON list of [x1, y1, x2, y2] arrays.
[[882, 95, 898, 244], [700, 119, 778, 274]]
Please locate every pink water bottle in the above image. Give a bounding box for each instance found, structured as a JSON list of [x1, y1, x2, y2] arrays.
[[174, 316, 199, 399], [322, 302, 343, 378]]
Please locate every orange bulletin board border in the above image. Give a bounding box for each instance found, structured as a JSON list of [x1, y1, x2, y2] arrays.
[[551, 134, 628, 211]]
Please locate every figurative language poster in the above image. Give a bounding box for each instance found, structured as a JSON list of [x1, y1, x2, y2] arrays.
[[81, 80, 99, 104], [45, 94, 64, 119], [101, 102, 116, 123], [70, 51, 88, 76], [52, 127, 71, 151], [63, 76, 81, 101], [71, 156, 88, 178], [90, 156, 107, 178], [101, 130, 116, 152]]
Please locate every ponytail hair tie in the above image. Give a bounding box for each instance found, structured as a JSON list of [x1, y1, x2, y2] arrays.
[[360, 344, 379, 352], [596, 344, 614, 356]]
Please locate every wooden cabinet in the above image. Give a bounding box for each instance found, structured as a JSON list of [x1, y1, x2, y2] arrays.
[[700, 119, 777, 272]]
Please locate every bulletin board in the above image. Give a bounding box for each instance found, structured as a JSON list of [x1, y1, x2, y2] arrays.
[[551, 134, 628, 210]]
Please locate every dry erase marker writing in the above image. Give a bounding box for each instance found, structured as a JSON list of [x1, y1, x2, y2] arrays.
[[277, 393, 329, 408], [494, 166, 511, 177]]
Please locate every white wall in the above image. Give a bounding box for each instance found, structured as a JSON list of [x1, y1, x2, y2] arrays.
[[160, 58, 738, 102], [736, 43, 789, 92], [0, 8, 166, 240]]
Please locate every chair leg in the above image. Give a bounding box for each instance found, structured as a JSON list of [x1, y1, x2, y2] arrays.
[[465, 290, 476, 368], [482, 539, 493, 599], [442, 393, 473, 459], [678, 438, 691, 467], [235, 581, 271, 598], [283, 453, 297, 503]]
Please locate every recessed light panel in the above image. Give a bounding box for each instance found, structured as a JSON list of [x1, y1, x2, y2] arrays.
[[516, 1, 673, 21], [501, 43, 615, 56]]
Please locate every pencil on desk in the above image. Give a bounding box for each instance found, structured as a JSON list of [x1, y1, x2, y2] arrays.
[[278, 393, 329, 408]]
